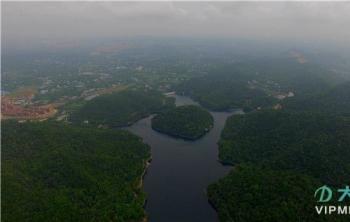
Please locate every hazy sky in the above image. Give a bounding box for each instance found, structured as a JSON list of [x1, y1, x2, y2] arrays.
[[2, 2, 350, 51]]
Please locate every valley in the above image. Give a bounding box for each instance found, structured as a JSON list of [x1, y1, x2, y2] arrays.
[[2, 39, 350, 222]]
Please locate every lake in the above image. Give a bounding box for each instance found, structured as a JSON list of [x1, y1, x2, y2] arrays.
[[125, 95, 243, 222]]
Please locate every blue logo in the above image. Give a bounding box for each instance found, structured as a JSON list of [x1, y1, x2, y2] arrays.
[[338, 186, 350, 202], [315, 185, 350, 202], [315, 185, 332, 202]]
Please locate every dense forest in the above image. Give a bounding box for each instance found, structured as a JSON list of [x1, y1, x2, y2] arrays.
[[283, 81, 350, 115], [2, 121, 151, 222], [208, 165, 327, 222], [208, 109, 350, 221], [70, 88, 175, 127], [151, 105, 213, 140], [218, 110, 350, 185]]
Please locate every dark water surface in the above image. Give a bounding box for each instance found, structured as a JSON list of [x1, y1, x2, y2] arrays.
[[125, 95, 242, 222]]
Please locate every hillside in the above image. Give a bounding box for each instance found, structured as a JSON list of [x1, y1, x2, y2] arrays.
[[218, 110, 350, 185], [176, 59, 340, 111], [70, 89, 175, 127], [151, 105, 213, 140], [208, 110, 350, 222], [207, 165, 326, 222], [2, 121, 151, 222], [176, 66, 274, 111], [283, 81, 350, 115]]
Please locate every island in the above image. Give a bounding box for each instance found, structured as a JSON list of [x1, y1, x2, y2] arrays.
[[2, 121, 151, 222], [151, 105, 213, 140]]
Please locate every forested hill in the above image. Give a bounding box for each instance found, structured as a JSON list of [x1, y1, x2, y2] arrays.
[[219, 110, 350, 185], [70, 88, 175, 127], [151, 105, 213, 140], [208, 110, 350, 222], [2, 121, 151, 222], [208, 165, 323, 222], [176, 59, 342, 111], [175, 66, 274, 111], [283, 81, 350, 115]]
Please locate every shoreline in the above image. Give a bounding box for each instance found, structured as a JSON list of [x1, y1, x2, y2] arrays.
[[138, 155, 152, 189], [151, 125, 213, 141], [128, 95, 242, 221], [139, 155, 153, 222]]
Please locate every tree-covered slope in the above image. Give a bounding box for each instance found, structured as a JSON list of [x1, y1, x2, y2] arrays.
[[151, 105, 213, 140], [208, 110, 350, 222], [207, 165, 327, 222], [250, 58, 341, 96], [176, 67, 274, 111], [283, 81, 350, 116], [2, 121, 151, 222], [70, 89, 175, 127], [218, 110, 350, 185], [176, 59, 340, 111]]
